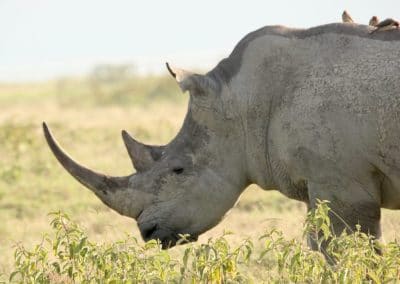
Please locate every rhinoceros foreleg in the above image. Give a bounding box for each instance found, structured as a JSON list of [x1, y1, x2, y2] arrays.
[[306, 180, 381, 256]]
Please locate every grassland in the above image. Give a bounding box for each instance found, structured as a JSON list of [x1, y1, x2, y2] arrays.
[[1, 71, 400, 282]]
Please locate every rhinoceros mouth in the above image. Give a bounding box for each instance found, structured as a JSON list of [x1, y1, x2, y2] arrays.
[[139, 223, 198, 249]]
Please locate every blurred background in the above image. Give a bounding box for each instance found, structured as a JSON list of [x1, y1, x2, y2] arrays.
[[1, 0, 400, 82], [1, 0, 399, 277]]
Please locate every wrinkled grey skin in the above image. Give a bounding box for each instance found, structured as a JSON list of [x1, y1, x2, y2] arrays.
[[44, 23, 400, 250]]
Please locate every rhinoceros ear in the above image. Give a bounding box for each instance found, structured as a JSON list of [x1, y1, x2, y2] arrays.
[[121, 130, 164, 172], [166, 62, 218, 95]]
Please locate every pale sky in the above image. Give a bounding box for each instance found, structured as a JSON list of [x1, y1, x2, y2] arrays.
[[0, 0, 399, 82]]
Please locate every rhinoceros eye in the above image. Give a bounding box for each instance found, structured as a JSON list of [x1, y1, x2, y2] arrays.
[[172, 167, 184, 175]]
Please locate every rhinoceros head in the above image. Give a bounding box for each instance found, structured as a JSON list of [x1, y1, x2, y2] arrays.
[[43, 63, 249, 248]]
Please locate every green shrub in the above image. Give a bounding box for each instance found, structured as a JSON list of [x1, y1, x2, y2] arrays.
[[9, 212, 251, 283], [8, 202, 400, 283], [257, 200, 400, 283]]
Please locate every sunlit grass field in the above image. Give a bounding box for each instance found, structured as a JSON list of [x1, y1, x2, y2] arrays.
[[1, 72, 400, 281]]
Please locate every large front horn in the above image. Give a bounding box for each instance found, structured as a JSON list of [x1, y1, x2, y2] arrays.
[[121, 130, 164, 172], [43, 122, 133, 209], [43, 122, 151, 218]]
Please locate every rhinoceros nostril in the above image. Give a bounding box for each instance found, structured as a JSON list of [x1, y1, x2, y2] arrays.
[[172, 167, 184, 174]]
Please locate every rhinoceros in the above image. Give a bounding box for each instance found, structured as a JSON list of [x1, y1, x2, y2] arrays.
[[43, 23, 400, 250]]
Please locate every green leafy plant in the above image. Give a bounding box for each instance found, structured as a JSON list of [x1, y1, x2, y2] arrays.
[[179, 232, 252, 283], [10, 212, 253, 283], [258, 200, 400, 282], [8, 202, 400, 283]]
